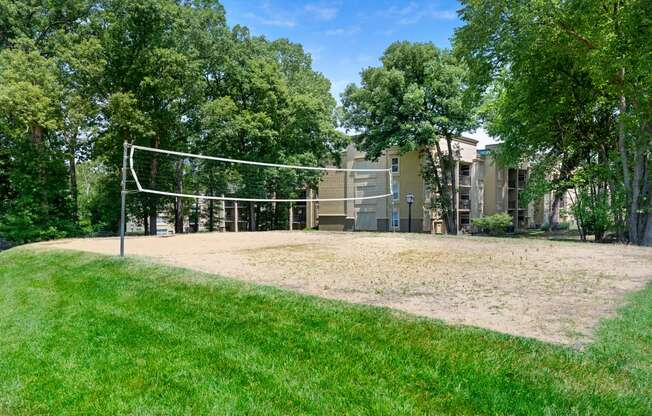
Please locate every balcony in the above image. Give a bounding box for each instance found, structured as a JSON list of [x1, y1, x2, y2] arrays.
[[459, 163, 471, 187]]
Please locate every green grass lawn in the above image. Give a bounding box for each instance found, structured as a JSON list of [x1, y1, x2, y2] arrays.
[[0, 248, 650, 415]]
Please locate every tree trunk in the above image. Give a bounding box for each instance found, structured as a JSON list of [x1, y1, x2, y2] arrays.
[[174, 160, 184, 234], [271, 200, 277, 230], [67, 134, 79, 224], [433, 140, 456, 233], [446, 136, 458, 234], [143, 213, 149, 236], [148, 135, 160, 236], [569, 189, 586, 240], [174, 199, 183, 233], [642, 213, 652, 246], [249, 202, 256, 231], [606, 178, 625, 241], [548, 192, 561, 230], [425, 146, 455, 234], [638, 157, 650, 246], [208, 200, 214, 231], [148, 205, 158, 236], [30, 124, 44, 146], [628, 147, 646, 244], [31, 124, 48, 216], [616, 67, 640, 244], [194, 199, 200, 233]]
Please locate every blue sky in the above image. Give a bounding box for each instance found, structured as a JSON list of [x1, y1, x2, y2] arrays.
[[219, 0, 494, 146]]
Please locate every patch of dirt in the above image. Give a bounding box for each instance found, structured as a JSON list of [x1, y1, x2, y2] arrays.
[[33, 231, 652, 345]]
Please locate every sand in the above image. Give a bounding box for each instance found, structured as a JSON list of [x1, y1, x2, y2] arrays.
[[32, 231, 652, 345]]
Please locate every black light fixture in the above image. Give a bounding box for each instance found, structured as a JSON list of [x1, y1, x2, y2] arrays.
[[406, 192, 414, 232]]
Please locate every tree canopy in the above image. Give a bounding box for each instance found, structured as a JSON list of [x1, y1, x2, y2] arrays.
[[454, 0, 651, 245], [0, 0, 343, 243], [342, 41, 477, 233]]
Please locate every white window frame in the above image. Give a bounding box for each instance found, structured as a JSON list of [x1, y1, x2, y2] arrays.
[[391, 157, 399, 173], [392, 180, 399, 201]]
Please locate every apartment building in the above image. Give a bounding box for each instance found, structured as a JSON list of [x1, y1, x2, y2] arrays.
[[482, 144, 540, 229], [317, 138, 544, 233]]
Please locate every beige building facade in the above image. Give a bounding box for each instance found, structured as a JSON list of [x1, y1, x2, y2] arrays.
[[317, 138, 548, 233]]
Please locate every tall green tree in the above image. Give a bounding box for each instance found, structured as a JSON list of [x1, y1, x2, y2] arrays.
[[93, 0, 219, 234], [342, 42, 476, 233], [0, 0, 343, 241], [0, 0, 97, 242], [0, 48, 73, 242], [197, 29, 343, 229], [455, 0, 652, 245]]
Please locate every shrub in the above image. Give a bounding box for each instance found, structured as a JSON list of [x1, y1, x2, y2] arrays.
[[472, 213, 513, 235], [540, 221, 571, 232], [556, 221, 571, 231]]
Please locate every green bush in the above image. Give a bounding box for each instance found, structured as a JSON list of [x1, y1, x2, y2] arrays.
[[472, 213, 513, 235], [540, 221, 571, 232], [556, 221, 571, 230]]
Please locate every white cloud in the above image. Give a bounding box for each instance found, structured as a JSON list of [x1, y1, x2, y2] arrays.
[[242, 2, 342, 29], [385, 3, 418, 17], [379, 27, 397, 36], [305, 46, 323, 63], [244, 1, 297, 28], [265, 19, 296, 27], [324, 26, 360, 36], [305, 4, 339, 21], [252, 15, 296, 27], [431, 10, 457, 20], [382, 1, 457, 25]]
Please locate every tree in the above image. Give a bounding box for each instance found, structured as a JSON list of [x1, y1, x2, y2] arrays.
[[0, 48, 74, 243], [196, 29, 344, 230], [0, 0, 343, 242], [341, 42, 477, 233], [54, 31, 105, 224], [455, 0, 652, 245], [0, 0, 103, 242], [568, 164, 615, 242], [93, 0, 218, 235]]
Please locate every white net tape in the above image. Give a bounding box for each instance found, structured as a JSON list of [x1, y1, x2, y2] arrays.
[[129, 145, 392, 203]]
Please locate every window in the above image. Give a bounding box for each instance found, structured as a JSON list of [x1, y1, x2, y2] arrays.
[[392, 180, 399, 201], [392, 209, 399, 228], [391, 157, 399, 173]]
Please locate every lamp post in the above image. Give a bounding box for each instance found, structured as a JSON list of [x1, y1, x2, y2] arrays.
[[406, 192, 414, 233]]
